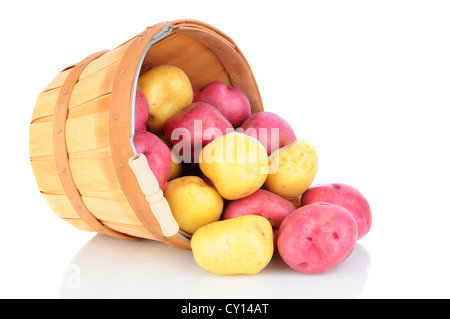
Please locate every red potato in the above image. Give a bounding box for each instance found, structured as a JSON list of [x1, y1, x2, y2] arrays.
[[301, 183, 372, 240], [223, 189, 296, 228], [193, 81, 251, 127], [163, 102, 233, 164], [133, 130, 172, 190], [278, 203, 358, 274], [238, 111, 297, 155], [134, 86, 150, 131], [222, 189, 296, 252]]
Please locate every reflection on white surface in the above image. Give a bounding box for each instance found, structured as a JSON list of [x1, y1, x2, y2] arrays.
[[59, 234, 371, 299]]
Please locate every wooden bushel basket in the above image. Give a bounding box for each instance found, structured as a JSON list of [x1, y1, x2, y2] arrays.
[[29, 19, 263, 250]]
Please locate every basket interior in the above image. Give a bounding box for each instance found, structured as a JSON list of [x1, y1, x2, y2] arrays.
[[137, 27, 262, 115], [140, 31, 232, 90]]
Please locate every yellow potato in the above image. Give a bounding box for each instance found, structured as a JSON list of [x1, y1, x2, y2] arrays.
[[191, 215, 274, 275], [164, 176, 223, 235], [138, 65, 193, 133], [199, 132, 269, 200], [264, 139, 318, 200]]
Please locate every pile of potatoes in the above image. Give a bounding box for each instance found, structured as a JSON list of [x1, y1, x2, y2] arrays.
[[134, 65, 372, 275]]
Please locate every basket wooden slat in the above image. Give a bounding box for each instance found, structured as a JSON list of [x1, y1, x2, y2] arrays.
[[69, 157, 122, 191], [67, 94, 111, 119], [82, 196, 142, 225], [41, 193, 80, 219], [31, 61, 120, 124], [31, 158, 63, 191], [30, 110, 111, 157], [68, 63, 119, 109], [31, 156, 123, 193], [104, 222, 158, 240], [31, 88, 61, 122], [80, 44, 129, 79], [63, 218, 95, 232], [43, 68, 73, 92]]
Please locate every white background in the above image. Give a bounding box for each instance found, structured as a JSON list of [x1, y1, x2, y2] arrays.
[[1, 0, 450, 299]]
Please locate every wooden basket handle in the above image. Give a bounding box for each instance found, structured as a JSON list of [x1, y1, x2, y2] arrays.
[[128, 154, 180, 237]]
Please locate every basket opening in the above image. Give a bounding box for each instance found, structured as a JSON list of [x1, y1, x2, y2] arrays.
[[139, 31, 232, 91], [130, 26, 262, 155], [137, 25, 262, 113], [130, 28, 228, 155]]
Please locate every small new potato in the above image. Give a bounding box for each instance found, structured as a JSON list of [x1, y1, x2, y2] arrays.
[[223, 189, 295, 229], [301, 183, 372, 239], [264, 139, 318, 200], [191, 215, 274, 275], [138, 65, 193, 133], [163, 102, 233, 163], [223, 189, 296, 253], [193, 81, 251, 127], [200, 132, 269, 200], [278, 203, 358, 274], [164, 176, 223, 235], [239, 111, 297, 155]]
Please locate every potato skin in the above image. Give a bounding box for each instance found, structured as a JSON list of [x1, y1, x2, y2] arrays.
[[134, 86, 149, 131], [193, 81, 251, 127], [223, 189, 295, 229], [163, 102, 233, 163], [239, 111, 297, 155], [301, 183, 372, 239], [277, 203, 357, 274], [223, 189, 296, 253], [164, 176, 223, 235], [199, 132, 269, 200], [133, 130, 172, 190], [138, 65, 193, 133], [191, 215, 274, 275], [264, 139, 318, 200]]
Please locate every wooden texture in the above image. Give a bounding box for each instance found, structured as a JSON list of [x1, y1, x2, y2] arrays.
[[29, 19, 263, 249], [141, 32, 231, 90], [52, 51, 136, 241], [108, 22, 191, 250]]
